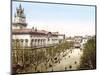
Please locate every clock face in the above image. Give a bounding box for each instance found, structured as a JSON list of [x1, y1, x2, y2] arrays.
[[21, 18, 25, 23]]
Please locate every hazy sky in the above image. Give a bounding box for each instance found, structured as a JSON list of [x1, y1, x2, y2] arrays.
[[12, 1, 95, 37]]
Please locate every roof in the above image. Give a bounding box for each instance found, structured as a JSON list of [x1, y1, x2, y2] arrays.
[[12, 28, 59, 36]]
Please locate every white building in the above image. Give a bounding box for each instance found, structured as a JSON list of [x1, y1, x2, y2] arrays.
[[12, 4, 65, 47]]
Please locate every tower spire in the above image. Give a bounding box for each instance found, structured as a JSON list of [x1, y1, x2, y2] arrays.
[[19, 4, 22, 9]]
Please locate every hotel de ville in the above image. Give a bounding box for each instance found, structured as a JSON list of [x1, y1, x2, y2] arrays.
[[12, 4, 65, 48]]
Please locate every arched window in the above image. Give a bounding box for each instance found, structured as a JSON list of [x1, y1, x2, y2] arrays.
[[35, 39, 37, 46], [25, 39, 28, 47], [31, 39, 34, 42], [21, 39, 23, 42], [40, 39, 42, 45], [38, 39, 40, 45], [16, 39, 19, 42], [31, 39, 34, 47], [25, 39, 28, 42], [15, 39, 20, 48], [20, 39, 24, 47]]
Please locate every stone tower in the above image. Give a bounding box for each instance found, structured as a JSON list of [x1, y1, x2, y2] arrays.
[[12, 4, 27, 29]]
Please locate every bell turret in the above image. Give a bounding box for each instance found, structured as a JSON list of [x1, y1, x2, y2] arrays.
[[13, 4, 27, 29]]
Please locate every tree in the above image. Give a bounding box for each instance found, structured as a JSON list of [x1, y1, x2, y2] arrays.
[[79, 36, 96, 69]]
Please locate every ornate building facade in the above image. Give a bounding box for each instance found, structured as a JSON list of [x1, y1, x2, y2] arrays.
[[12, 4, 65, 47]]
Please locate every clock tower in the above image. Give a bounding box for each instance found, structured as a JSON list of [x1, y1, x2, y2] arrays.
[[12, 4, 27, 29]]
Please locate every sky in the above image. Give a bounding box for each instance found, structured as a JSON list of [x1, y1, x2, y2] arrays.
[[12, 1, 96, 37]]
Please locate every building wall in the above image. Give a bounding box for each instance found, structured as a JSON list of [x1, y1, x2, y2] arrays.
[[12, 25, 20, 29], [12, 34, 60, 47], [13, 34, 31, 47]]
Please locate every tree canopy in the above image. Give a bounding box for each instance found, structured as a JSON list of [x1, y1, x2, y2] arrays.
[[79, 36, 96, 69]]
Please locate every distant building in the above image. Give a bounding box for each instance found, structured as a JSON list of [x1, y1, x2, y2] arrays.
[[12, 4, 65, 47], [66, 37, 74, 42], [72, 36, 83, 48]]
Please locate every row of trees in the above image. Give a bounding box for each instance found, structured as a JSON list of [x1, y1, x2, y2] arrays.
[[79, 36, 96, 69], [12, 40, 74, 73]]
